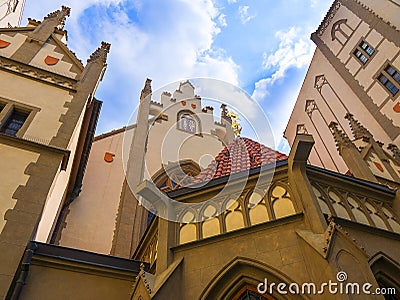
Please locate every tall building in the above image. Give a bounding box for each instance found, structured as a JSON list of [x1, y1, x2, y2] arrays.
[[0, 6, 109, 298], [1, 2, 400, 300], [284, 0, 400, 180], [0, 0, 26, 27]]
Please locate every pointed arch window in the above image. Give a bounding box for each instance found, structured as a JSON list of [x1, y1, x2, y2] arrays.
[[178, 112, 197, 133], [152, 160, 201, 192]]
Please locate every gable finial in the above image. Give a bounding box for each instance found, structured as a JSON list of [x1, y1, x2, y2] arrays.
[[44, 6, 71, 29], [87, 41, 111, 64], [344, 113, 371, 139]]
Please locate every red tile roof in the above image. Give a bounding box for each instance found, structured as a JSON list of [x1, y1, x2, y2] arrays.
[[191, 137, 287, 184]]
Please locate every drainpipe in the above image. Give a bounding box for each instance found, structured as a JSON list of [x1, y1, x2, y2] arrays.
[[7, 242, 37, 300]]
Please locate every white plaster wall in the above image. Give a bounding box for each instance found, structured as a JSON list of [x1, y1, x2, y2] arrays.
[[59, 129, 127, 254]]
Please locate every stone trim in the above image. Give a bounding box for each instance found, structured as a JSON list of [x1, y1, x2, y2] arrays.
[[0, 96, 41, 139], [332, 215, 400, 240], [307, 165, 396, 198], [0, 56, 77, 91], [0, 133, 70, 170], [0, 27, 35, 33], [316, 0, 341, 37], [32, 242, 147, 273], [373, 60, 400, 101], [0, 149, 66, 298], [49, 99, 102, 244], [311, 33, 400, 140], [350, 36, 378, 69], [171, 213, 304, 252], [50, 33, 84, 70], [340, 0, 400, 47]]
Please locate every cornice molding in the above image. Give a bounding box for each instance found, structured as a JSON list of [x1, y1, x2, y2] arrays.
[[316, 0, 341, 37], [0, 56, 77, 91], [0, 133, 70, 170], [348, 0, 400, 32]]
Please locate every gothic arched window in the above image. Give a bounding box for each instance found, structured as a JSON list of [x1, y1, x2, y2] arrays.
[[152, 160, 201, 192], [177, 112, 197, 134]]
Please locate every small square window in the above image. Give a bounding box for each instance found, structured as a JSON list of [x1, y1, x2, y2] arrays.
[[378, 66, 399, 96], [353, 40, 374, 65], [0, 108, 29, 136], [379, 74, 388, 85]]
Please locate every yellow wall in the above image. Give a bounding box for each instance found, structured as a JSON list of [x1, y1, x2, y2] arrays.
[[0, 144, 39, 233], [35, 104, 86, 242], [0, 70, 74, 144]]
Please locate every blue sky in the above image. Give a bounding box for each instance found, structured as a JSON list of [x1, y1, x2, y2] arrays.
[[23, 0, 332, 153]]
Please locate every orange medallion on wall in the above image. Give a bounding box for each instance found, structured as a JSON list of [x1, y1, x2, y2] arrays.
[[44, 55, 60, 66], [191, 104, 196, 109], [104, 152, 115, 163], [393, 102, 400, 113], [373, 162, 384, 172], [181, 101, 186, 106], [0, 40, 10, 48]]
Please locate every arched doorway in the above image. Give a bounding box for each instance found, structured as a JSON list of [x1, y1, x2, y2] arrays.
[[200, 257, 305, 300]]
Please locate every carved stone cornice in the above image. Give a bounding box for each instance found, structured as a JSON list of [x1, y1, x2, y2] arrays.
[[0, 56, 77, 91], [344, 0, 400, 33], [316, 0, 341, 37]]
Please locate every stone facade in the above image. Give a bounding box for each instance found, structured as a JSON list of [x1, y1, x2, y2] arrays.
[[1, 2, 400, 300], [285, 0, 400, 175], [0, 7, 109, 298]]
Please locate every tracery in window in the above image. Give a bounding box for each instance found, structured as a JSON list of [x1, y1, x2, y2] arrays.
[[177, 112, 197, 133]]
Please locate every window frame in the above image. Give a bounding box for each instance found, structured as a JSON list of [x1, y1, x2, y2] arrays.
[[352, 38, 376, 67], [375, 62, 400, 98], [0, 98, 39, 138], [176, 110, 201, 135]]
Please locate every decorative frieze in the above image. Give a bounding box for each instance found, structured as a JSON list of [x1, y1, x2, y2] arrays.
[[0, 56, 76, 90], [316, 1, 341, 37]]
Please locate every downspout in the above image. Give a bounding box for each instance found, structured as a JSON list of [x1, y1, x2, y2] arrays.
[[7, 242, 37, 300]]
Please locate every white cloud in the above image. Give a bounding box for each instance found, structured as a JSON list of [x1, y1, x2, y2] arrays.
[[251, 26, 315, 149], [238, 5, 255, 24], [227, 0, 237, 3], [252, 27, 315, 102], [23, 0, 239, 133], [218, 13, 227, 27]]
